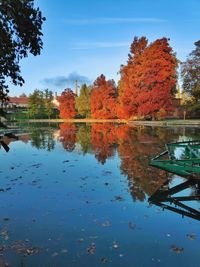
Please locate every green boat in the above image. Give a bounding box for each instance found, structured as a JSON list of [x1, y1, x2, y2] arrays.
[[149, 140, 200, 179]]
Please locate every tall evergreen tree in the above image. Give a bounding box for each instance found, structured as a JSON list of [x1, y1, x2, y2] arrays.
[[44, 89, 54, 119], [75, 84, 91, 118]]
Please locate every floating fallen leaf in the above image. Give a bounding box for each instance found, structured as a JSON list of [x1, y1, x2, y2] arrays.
[[115, 196, 124, 201], [170, 245, 184, 254], [186, 234, 196, 240], [87, 243, 96, 254], [100, 257, 109, 264]]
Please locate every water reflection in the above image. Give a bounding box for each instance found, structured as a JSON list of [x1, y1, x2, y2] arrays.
[[149, 178, 200, 221], [3, 123, 200, 204], [30, 128, 55, 151], [59, 123, 77, 151], [4, 123, 200, 203], [1, 123, 200, 266], [0, 132, 27, 152]]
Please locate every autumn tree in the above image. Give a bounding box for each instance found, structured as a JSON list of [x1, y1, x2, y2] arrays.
[[0, 0, 45, 102], [181, 40, 200, 116], [118, 37, 148, 119], [75, 84, 91, 118], [137, 38, 177, 118], [91, 74, 118, 119], [58, 89, 76, 119], [119, 37, 178, 119]]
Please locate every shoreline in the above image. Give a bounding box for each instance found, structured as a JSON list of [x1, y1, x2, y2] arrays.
[[2, 118, 200, 127], [19, 119, 128, 123], [128, 120, 200, 127]]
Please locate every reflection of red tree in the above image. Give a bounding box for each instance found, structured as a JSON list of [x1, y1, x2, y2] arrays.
[[59, 123, 77, 151], [91, 124, 117, 164], [117, 126, 170, 201]]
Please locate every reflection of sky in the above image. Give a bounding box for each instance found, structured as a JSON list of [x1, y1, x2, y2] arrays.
[[173, 147, 187, 159]]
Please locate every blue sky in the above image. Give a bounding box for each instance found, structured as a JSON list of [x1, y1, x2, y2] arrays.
[[10, 0, 200, 96]]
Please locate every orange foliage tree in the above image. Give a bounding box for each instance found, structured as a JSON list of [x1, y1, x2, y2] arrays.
[[119, 37, 178, 119], [91, 74, 118, 119], [118, 37, 148, 119], [58, 89, 76, 119]]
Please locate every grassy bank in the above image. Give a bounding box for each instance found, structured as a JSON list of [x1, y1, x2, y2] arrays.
[[3, 118, 200, 127]]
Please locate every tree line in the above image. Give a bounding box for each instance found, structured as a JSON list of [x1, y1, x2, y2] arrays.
[[57, 37, 200, 120], [27, 37, 200, 120]]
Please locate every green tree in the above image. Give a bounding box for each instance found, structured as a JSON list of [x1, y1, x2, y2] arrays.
[[75, 84, 91, 118], [44, 89, 54, 119], [181, 40, 200, 102], [0, 0, 45, 102], [28, 89, 44, 118]]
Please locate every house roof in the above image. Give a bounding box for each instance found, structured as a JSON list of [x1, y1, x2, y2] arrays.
[[9, 97, 29, 104]]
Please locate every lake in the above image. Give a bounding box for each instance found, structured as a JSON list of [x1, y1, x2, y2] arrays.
[[0, 123, 200, 267]]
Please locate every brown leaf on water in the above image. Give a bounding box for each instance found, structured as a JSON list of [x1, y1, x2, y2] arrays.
[[186, 234, 196, 240], [87, 243, 96, 254], [170, 245, 184, 254]]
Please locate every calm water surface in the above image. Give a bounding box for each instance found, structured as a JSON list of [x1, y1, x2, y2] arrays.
[[0, 123, 200, 267]]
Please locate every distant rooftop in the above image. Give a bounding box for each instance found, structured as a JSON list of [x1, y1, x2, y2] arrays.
[[9, 96, 29, 104]]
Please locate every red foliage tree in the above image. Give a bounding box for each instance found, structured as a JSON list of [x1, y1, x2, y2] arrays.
[[118, 37, 148, 119], [91, 74, 118, 119], [58, 89, 76, 119], [136, 38, 178, 118], [118, 37, 178, 119]]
